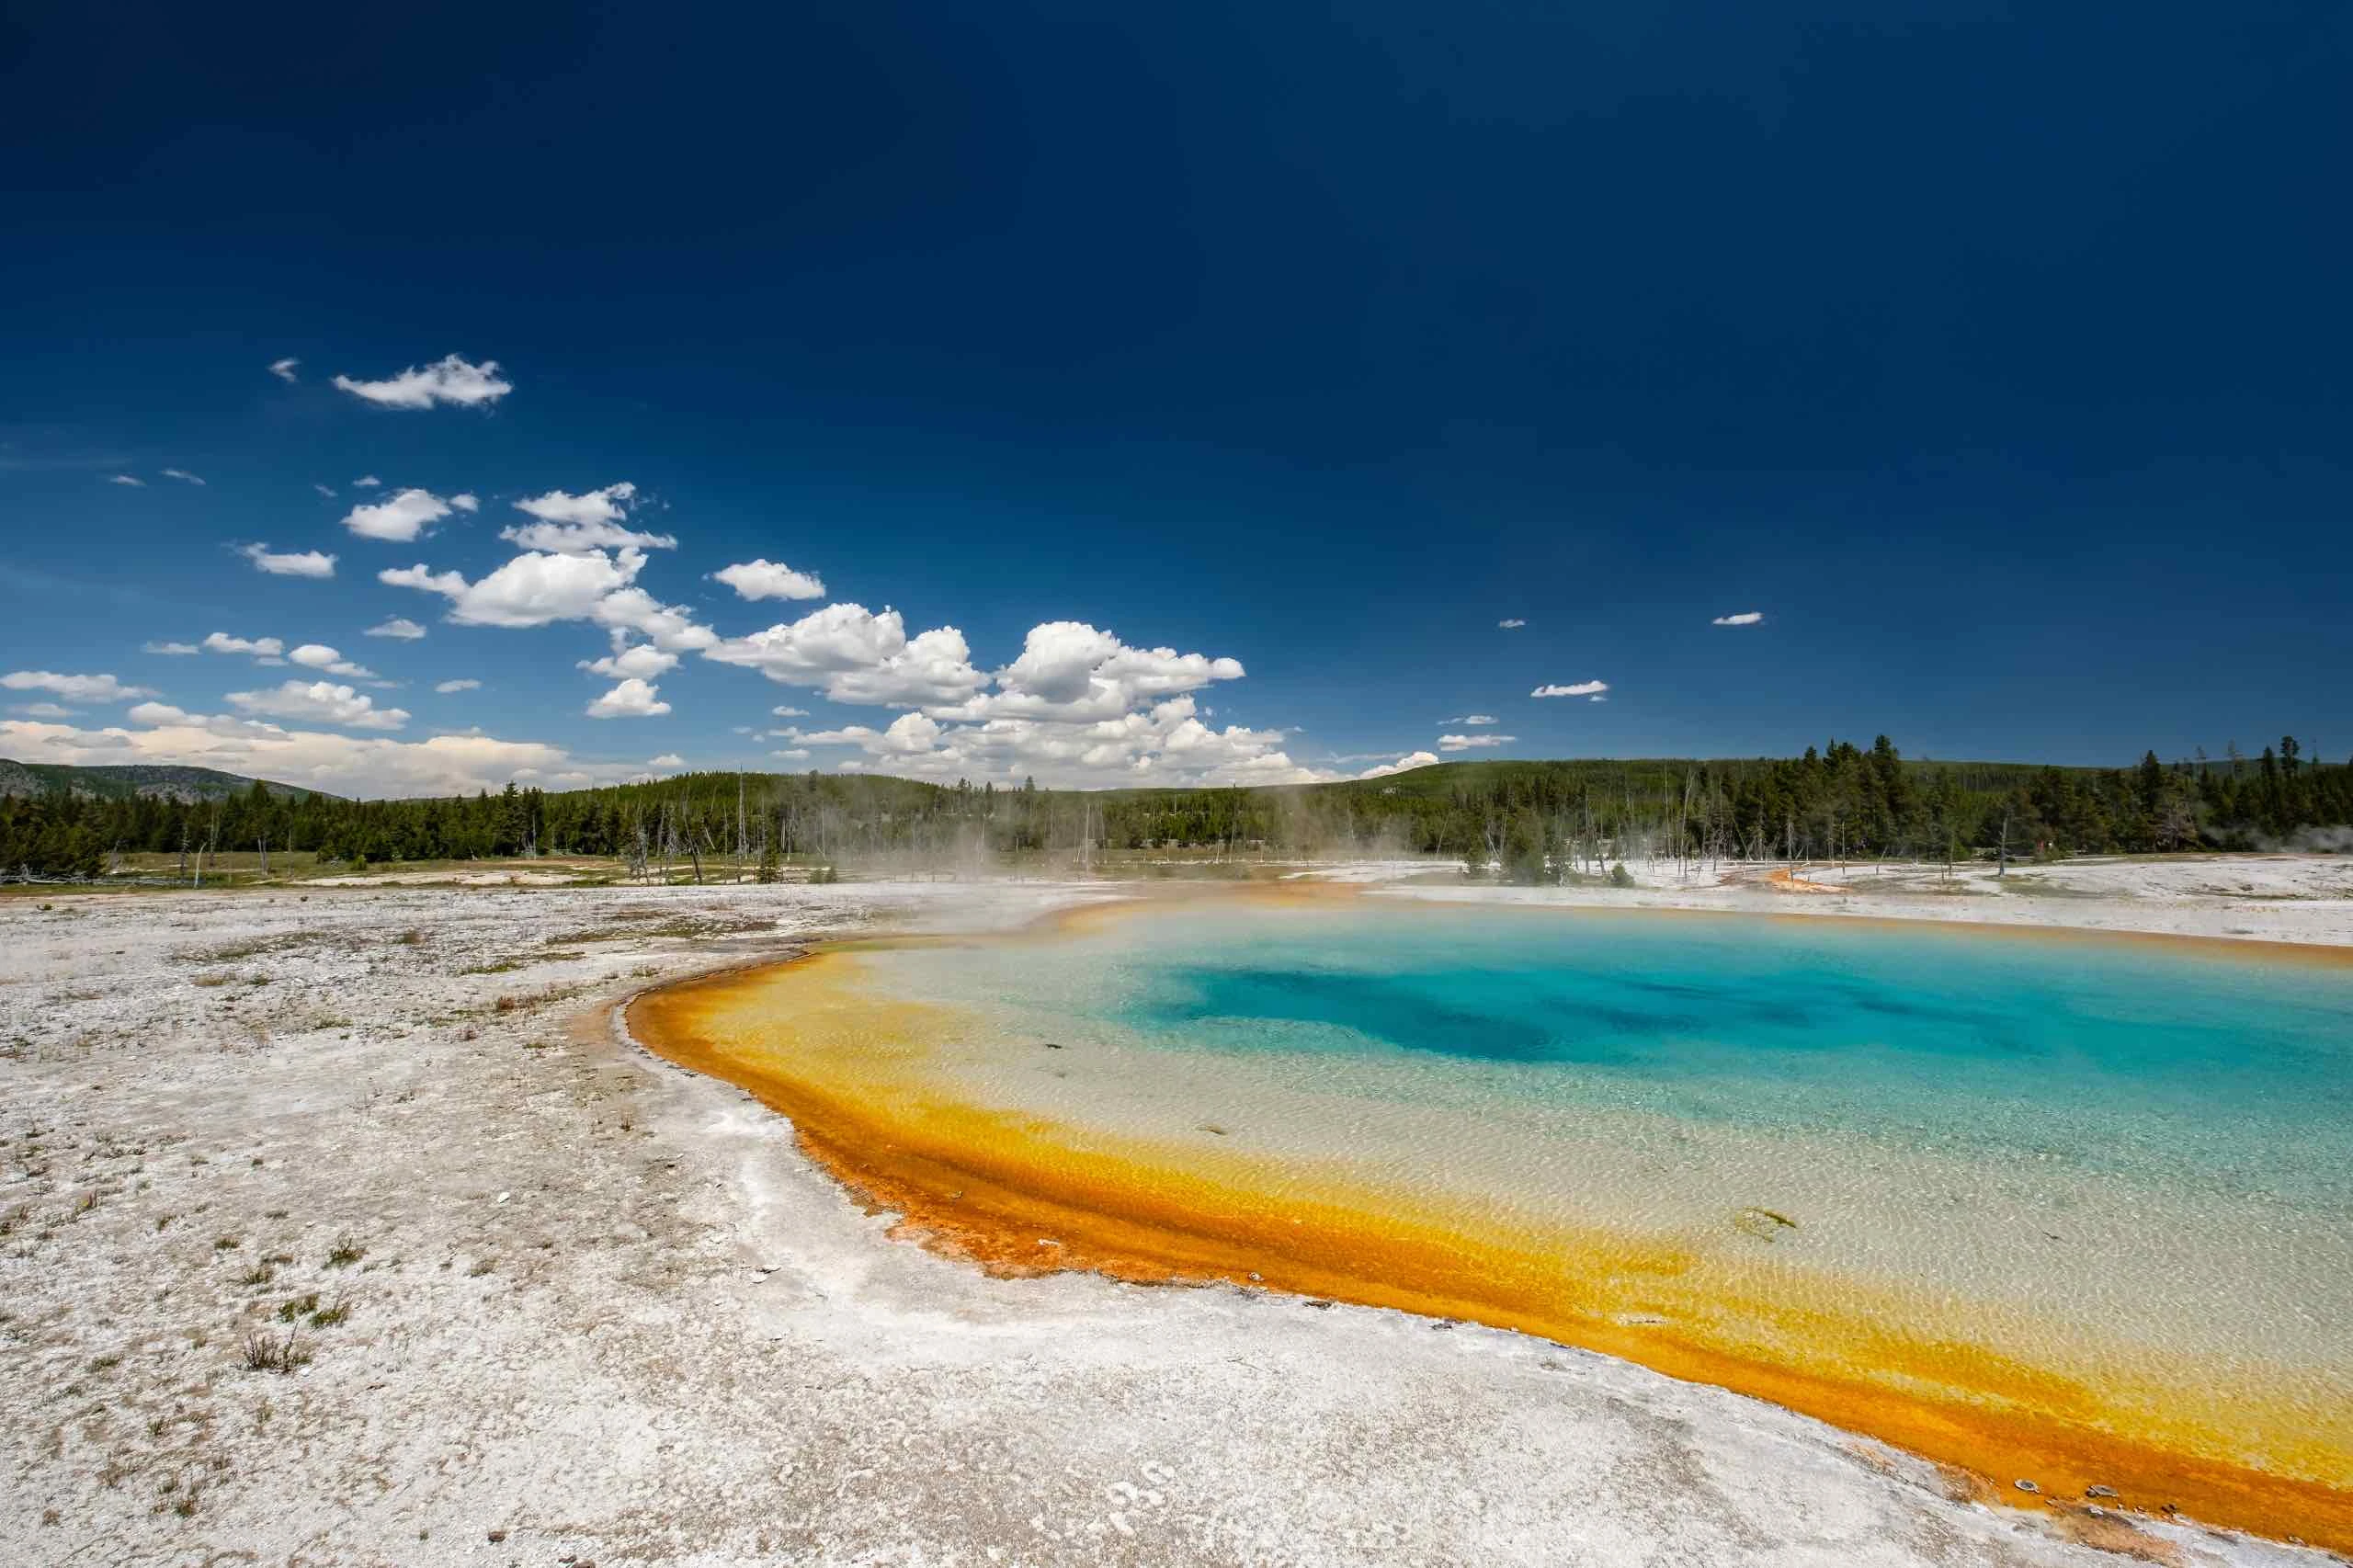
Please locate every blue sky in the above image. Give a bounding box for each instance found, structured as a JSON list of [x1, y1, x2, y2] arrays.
[[4, 2, 2349, 796]]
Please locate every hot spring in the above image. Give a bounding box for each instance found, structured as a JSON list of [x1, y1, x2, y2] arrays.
[[631, 889, 2353, 1546]]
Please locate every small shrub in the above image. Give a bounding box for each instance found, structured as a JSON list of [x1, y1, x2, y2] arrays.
[[236, 1262, 276, 1287], [276, 1292, 320, 1323], [213, 1235, 241, 1251], [1608, 863, 1638, 888], [324, 1240, 364, 1268], [309, 1300, 350, 1328], [240, 1330, 311, 1374], [396, 927, 424, 946], [468, 1257, 496, 1277]]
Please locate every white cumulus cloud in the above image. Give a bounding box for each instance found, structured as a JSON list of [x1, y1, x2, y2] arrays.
[[499, 483, 677, 554], [366, 618, 426, 641], [2, 671, 155, 703], [1358, 750, 1441, 778], [707, 603, 984, 710], [289, 643, 375, 679], [382, 547, 642, 628], [646, 753, 685, 769], [344, 487, 458, 542], [226, 680, 408, 731], [1532, 680, 1608, 699], [1438, 733, 1516, 751], [435, 679, 482, 694], [237, 542, 337, 578], [1497, 618, 1526, 629], [353, 474, 381, 488], [585, 677, 670, 719], [202, 631, 285, 660], [579, 643, 678, 680], [1712, 611, 1765, 626], [713, 558, 825, 601], [331, 353, 513, 410], [143, 641, 200, 656]]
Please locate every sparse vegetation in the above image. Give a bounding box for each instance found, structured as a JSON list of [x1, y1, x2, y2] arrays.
[[241, 1329, 312, 1374], [324, 1239, 365, 1268], [276, 1292, 320, 1323]]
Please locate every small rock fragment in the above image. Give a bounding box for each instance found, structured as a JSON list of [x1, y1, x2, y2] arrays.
[[2013, 1479, 2039, 1494]]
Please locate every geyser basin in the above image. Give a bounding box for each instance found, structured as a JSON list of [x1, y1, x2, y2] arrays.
[[633, 890, 2353, 1546]]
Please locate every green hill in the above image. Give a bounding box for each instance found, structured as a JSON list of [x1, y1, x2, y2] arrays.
[[0, 758, 326, 803]]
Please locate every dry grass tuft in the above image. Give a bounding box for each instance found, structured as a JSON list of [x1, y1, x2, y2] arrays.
[[240, 1329, 312, 1374]]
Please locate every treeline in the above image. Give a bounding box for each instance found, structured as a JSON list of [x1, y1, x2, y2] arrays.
[[2, 737, 2348, 881]]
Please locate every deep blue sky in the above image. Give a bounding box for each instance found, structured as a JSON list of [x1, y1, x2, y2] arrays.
[[4, 1, 2348, 795]]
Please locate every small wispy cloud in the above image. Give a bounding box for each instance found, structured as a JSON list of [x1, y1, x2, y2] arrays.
[[647, 753, 686, 769], [1448, 714, 1498, 726], [313, 483, 338, 499], [202, 631, 284, 659], [367, 618, 427, 641], [332, 353, 513, 411], [108, 473, 143, 487], [161, 467, 206, 486], [142, 641, 200, 656], [1438, 733, 1516, 751], [268, 358, 300, 383], [1532, 680, 1608, 699], [435, 678, 481, 694], [1496, 618, 1526, 629], [353, 474, 381, 488], [1, 670, 156, 702], [1711, 611, 1765, 627], [237, 542, 338, 578]]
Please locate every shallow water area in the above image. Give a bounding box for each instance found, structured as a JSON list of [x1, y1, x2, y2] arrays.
[[632, 889, 2353, 1548]]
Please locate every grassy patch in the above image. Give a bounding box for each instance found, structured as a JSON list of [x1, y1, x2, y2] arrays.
[[324, 1239, 365, 1268]]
